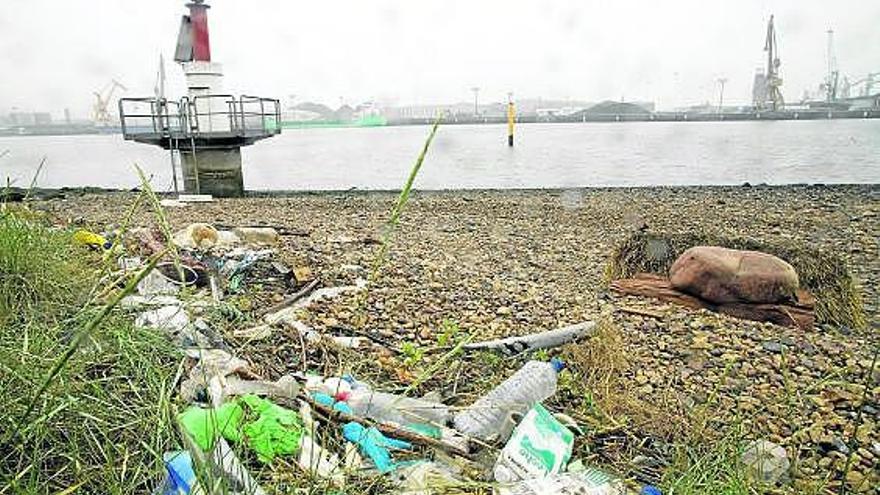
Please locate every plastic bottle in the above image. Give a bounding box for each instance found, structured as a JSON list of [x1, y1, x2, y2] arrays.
[[347, 389, 451, 427], [453, 359, 564, 442]]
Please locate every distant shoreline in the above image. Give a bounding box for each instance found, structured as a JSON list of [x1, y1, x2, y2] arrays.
[[4, 182, 878, 202], [3, 107, 879, 138]]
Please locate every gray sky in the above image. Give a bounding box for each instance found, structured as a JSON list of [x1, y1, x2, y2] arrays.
[[1, 0, 878, 118]]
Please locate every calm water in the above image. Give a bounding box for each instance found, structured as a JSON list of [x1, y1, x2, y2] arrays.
[[1, 120, 879, 191]]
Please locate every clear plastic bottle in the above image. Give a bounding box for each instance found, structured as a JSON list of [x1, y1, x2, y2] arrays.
[[348, 389, 451, 427], [453, 359, 564, 442]]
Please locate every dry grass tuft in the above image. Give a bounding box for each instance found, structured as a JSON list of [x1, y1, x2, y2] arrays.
[[605, 231, 866, 329]]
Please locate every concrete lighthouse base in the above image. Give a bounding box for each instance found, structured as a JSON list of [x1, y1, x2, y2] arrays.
[[180, 148, 244, 197]]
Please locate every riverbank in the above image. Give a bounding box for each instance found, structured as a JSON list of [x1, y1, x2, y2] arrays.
[[30, 184, 880, 493]]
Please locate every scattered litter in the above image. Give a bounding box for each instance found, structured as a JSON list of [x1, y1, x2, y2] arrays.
[[263, 282, 363, 323], [348, 388, 451, 427], [137, 270, 178, 296], [393, 461, 462, 494], [343, 422, 412, 473], [233, 227, 280, 245], [454, 359, 564, 443], [118, 256, 143, 271], [179, 349, 251, 404], [464, 321, 596, 355], [72, 229, 109, 249], [283, 319, 365, 349], [497, 467, 628, 495], [216, 230, 241, 246], [232, 324, 274, 341], [494, 403, 574, 482], [179, 395, 303, 464], [155, 451, 202, 495], [298, 433, 344, 485], [135, 305, 190, 333], [178, 401, 244, 451], [178, 194, 214, 203], [181, 436, 267, 495], [120, 294, 180, 309], [172, 223, 219, 250], [159, 199, 188, 208], [239, 394, 303, 463], [221, 375, 300, 402]]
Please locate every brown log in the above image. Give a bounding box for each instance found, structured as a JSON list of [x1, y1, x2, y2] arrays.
[[611, 274, 814, 330]]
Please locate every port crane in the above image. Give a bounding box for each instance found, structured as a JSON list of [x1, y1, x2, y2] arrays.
[[762, 15, 784, 110], [753, 16, 784, 110], [92, 79, 127, 125]]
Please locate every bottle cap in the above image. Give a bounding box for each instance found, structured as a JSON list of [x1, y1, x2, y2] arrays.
[[550, 358, 565, 372], [641, 486, 662, 495]]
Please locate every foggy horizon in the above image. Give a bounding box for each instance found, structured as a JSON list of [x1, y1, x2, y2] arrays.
[[2, 0, 879, 119]]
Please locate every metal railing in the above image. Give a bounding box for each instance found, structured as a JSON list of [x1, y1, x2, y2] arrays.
[[119, 95, 281, 141]]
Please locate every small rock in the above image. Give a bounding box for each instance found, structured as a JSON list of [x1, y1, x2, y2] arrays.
[[762, 341, 785, 353], [741, 439, 790, 485]]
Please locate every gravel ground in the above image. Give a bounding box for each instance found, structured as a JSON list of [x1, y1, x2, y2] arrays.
[[35, 184, 879, 493]]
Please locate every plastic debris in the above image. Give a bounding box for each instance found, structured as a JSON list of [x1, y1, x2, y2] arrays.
[[72, 229, 109, 249], [178, 395, 303, 464], [312, 391, 355, 414], [135, 305, 190, 333], [159, 199, 188, 208], [172, 223, 219, 250], [120, 294, 181, 309], [156, 451, 203, 495], [393, 461, 462, 494], [232, 324, 274, 341], [221, 375, 300, 402], [342, 422, 412, 473], [494, 403, 574, 482], [298, 434, 344, 485], [138, 269, 181, 296], [178, 401, 244, 451], [240, 395, 304, 463], [497, 468, 629, 495], [179, 349, 251, 405], [454, 359, 564, 442], [348, 389, 451, 427], [233, 227, 280, 245], [180, 435, 267, 495], [215, 230, 241, 247], [178, 194, 213, 203], [464, 321, 596, 355]]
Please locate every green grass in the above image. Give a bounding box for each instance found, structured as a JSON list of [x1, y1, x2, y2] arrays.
[[0, 207, 180, 494]]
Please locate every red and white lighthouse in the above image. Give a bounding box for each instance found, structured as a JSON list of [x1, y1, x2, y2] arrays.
[[120, 0, 280, 197]]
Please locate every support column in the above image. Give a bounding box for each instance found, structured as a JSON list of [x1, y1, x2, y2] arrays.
[[180, 148, 244, 197]]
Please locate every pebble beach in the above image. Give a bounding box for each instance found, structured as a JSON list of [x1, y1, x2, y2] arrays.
[[35, 184, 879, 493]]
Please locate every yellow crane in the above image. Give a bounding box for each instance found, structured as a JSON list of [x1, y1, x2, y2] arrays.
[[92, 79, 127, 126]]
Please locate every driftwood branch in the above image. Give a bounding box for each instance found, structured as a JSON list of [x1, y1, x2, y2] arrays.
[[611, 274, 814, 330], [281, 395, 473, 459], [617, 306, 665, 319], [258, 279, 320, 317]]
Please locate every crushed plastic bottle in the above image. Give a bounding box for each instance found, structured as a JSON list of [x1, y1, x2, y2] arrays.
[[453, 359, 564, 442], [497, 467, 630, 495]]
